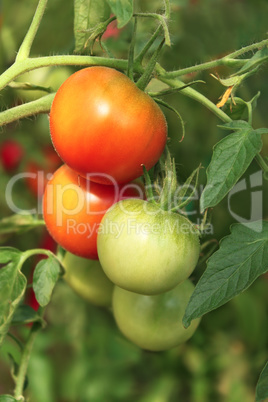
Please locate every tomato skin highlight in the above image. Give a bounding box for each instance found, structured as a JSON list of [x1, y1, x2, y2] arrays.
[[97, 199, 200, 295], [42, 164, 143, 259], [49, 66, 167, 184], [112, 280, 201, 351], [63, 252, 114, 307]]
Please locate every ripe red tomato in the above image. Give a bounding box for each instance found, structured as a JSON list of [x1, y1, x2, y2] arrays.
[[43, 164, 144, 258], [49, 66, 167, 184], [0, 140, 24, 172]]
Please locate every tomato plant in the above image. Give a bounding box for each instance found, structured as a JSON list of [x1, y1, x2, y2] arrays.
[[97, 199, 200, 295], [0, 0, 268, 400], [49, 66, 167, 184], [63, 252, 114, 307], [112, 279, 201, 351], [43, 164, 144, 258]]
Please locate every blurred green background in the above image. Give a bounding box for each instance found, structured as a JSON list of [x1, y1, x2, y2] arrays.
[[0, 0, 268, 401]]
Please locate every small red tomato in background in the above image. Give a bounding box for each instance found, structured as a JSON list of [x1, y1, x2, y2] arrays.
[[43, 164, 144, 259], [0, 139, 24, 172], [49, 66, 167, 184], [102, 18, 121, 40]]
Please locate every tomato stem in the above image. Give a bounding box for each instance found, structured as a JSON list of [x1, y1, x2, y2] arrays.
[[16, 0, 48, 62], [136, 39, 165, 91], [135, 25, 163, 64], [13, 307, 45, 399], [127, 17, 138, 80], [0, 93, 55, 127]]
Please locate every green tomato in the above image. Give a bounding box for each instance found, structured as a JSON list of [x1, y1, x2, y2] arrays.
[[97, 199, 200, 295], [112, 279, 201, 351], [63, 252, 114, 307]]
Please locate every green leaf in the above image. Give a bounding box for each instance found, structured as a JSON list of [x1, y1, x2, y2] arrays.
[[0, 214, 44, 236], [11, 305, 43, 325], [200, 121, 263, 212], [74, 0, 111, 53], [183, 221, 268, 327], [236, 46, 268, 75], [0, 396, 17, 402], [106, 0, 133, 28], [33, 257, 61, 307], [256, 361, 268, 402], [0, 248, 27, 346]]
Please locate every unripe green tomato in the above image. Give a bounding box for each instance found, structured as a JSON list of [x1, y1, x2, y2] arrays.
[[112, 279, 201, 351], [63, 252, 114, 307], [97, 199, 200, 295]]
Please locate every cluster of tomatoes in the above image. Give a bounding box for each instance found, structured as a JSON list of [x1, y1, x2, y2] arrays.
[[43, 66, 201, 351]]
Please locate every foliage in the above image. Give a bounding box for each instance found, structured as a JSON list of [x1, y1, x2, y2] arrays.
[[0, 0, 267, 400]]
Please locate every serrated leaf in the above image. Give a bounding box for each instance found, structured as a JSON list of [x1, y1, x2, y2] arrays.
[[256, 361, 268, 402], [236, 46, 268, 75], [74, 0, 111, 53], [183, 221, 268, 327], [106, 0, 133, 28], [200, 123, 263, 211], [0, 250, 27, 345], [33, 257, 61, 307], [0, 396, 17, 402], [11, 305, 43, 325], [0, 214, 44, 236]]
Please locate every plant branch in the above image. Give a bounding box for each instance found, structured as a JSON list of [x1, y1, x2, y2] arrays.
[[163, 38, 268, 78], [156, 72, 232, 123], [0, 93, 55, 127], [0, 56, 133, 92], [13, 310, 44, 399], [164, 58, 248, 78], [135, 25, 163, 64], [16, 0, 48, 62], [134, 13, 170, 46], [255, 153, 268, 177]]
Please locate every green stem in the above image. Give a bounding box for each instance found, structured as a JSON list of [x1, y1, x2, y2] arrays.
[[157, 73, 232, 123], [7, 332, 24, 351], [164, 58, 247, 78], [135, 25, 162, 64], [136, 39, 165, 90], [255, 153, 268, 175], [0, 56, 132, 92], [164, 38, 268, 78], [127, 17, 138, 80], [13, 309, 44, 399], [164, 0, 170, 19], [16, 0, 48, 62], [0, 93, 55, 127], [134, 13, 170, 46], [227, 38, 268, 58]]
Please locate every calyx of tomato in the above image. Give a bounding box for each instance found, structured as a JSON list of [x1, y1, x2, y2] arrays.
[[143, 147, 201, 216]]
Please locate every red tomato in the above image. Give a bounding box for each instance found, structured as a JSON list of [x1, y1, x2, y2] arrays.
[[102, 18, 120, 39], [49, 67, 167, 184], [0, 140, 24, 172], [42, 164, 144, 258]]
